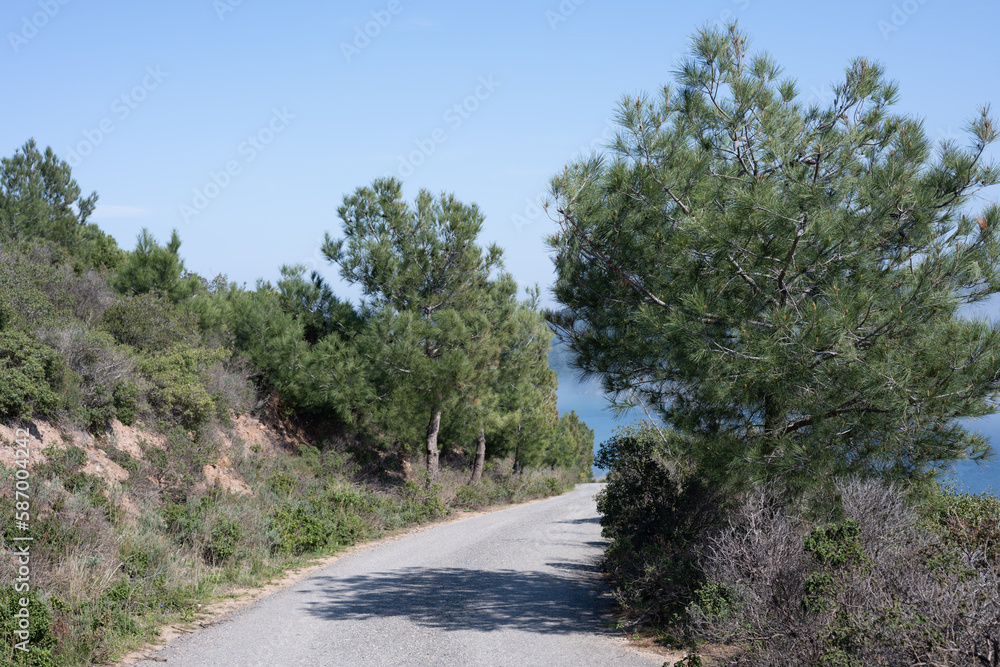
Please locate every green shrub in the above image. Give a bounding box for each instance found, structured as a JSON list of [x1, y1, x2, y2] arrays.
[[39, 326, 135, 431], [929, 486, 1000, 563], [271, 504, 331, 555], [267, 470, 295, 495], [594, 425, 724, 629], [0, 330, 67, 420], [0, 587, 57, 666], [204, 519, 243, 564], [113, 381, 141, 425], [0, 247, 61, 333], [101, 291, 196, 352], [139, 345, 228, 428]]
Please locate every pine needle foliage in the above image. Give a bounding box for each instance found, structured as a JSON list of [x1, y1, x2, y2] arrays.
[[548, 25, 1000, 497]]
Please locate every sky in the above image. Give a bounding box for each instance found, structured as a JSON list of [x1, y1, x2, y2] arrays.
[[3, 0, 999, 487]]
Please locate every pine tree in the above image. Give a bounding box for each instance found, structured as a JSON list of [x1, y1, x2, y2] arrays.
[[0, 139, 121, 269], [548, 25, 1000, 496], [323, 178, 504, 482], [113, 228, 200, 303]]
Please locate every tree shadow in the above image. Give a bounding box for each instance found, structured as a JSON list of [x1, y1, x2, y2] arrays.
[[297, 565, 614, 635], [558, 516, 602, 525]]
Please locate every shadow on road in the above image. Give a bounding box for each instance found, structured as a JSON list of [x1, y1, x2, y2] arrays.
[[297, 566, 613, 635]]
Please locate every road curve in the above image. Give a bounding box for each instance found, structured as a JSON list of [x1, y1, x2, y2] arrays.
[[133, 483, 665, 667]]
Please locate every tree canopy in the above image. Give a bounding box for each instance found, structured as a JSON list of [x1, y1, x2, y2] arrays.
[[323, 178, 508, 481], [548, 25, 1000, 495]]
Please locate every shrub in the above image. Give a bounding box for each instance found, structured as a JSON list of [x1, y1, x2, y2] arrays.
[[0, 587, 57, 666], [690, 480, 1000, 666], [0, 247, 61, 333], [112, 381, 142, 425], [929, 485, 1000, 565], [138, 345, 229, 428], [267, 470, 295, 496], [38, 326, 136, 430], [204, 519, 243, 564], [595, 425, 724, 627], [271, 504, 331, 555], [0, 330, 67, 420], [101, 292, 197, 352]]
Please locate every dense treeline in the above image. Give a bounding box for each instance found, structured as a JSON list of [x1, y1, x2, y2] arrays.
[[0, 140, 593, 479], [0, 139, 592, 665], [549, 25, 1000, 664]]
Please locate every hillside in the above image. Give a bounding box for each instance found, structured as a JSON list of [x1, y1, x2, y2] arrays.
[[0, 140, 593, 666]]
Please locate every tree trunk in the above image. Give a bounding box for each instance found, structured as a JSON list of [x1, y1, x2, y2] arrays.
[[425, 408, 442, 485], [400, 446, 413, 483], [471, 424, 486, 484], [512, 424, 523, 476]]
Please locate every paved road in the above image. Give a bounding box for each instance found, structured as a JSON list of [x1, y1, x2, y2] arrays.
[[134, 483, 665, 666]]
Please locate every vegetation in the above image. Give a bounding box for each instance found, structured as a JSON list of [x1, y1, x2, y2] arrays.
[[549, 24, 1000, 497], [0, 141, 592, 665], [553, 24, 1000, 665]]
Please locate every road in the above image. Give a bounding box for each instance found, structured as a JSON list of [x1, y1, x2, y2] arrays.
[[133, 483, 666, 667]]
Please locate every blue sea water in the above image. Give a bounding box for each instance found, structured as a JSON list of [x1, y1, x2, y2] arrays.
[[557, 375, 1000, 494]]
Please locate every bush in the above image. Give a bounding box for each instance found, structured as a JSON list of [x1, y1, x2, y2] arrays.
[[0, 330, 67, 420], [38, 325, 136, 430], [689, 480, 1000, 666], [0, 247, 61, 333], [204, 519, 243, 564], [138, 345, 229, 428], [595, 425, 724, 627], [929, 485, 1000, 564], [101, 292, 197, 352], [0, 587, 57, 666]]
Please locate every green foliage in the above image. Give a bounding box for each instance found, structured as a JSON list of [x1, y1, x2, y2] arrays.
[[803, 519, 865, 569], [595, 424, 724, 627], [276, 264, 363, 344], [0, 248, 61, 333], [204, 519, 243, 564], [689, 582, 735, 620], [548, 24, 1000, 496], [225, 286, 364, 422], [323, 178, 509, 479], [928, 485, 1000, 563], [113, 381, 141, 425], [267, 470, 295, 495], [139, 345, 229, 428], [102, 291, 197, 352], [0, 587, 57, 666], [0, 139, 121, 270], [0, 330, 66, 420], [112, 228, 200, 303]]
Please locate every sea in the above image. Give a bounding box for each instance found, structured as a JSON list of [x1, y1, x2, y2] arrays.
[[556, 375, 1000, 495]]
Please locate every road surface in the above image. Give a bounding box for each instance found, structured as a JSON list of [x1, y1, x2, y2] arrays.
[[133, 483, 665, 666]]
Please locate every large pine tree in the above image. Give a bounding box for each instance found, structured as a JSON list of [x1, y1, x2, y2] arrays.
[[548, 25, 1000, 495]]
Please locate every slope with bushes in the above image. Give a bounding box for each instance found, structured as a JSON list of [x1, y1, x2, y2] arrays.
[[0, 140, 593, 666]]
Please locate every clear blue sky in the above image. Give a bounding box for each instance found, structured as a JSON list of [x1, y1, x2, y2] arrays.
[[4, 0, 1000, 484]]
